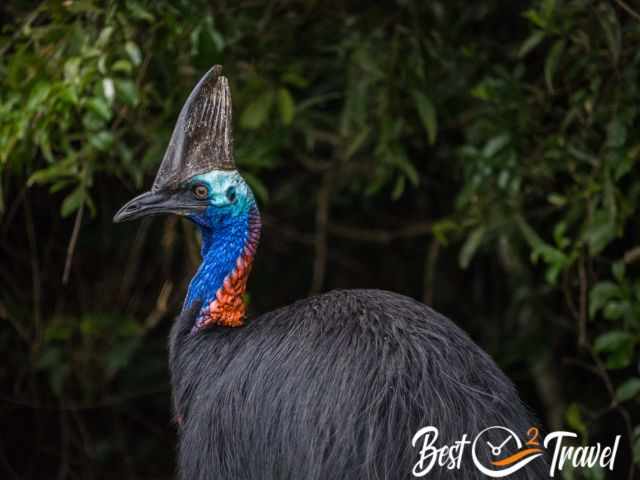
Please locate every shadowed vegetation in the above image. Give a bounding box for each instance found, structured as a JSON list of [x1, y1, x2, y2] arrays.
[[0, 1, 639, 478]]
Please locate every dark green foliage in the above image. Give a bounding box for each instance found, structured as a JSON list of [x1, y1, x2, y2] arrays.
[[0, 0, 638, 478]]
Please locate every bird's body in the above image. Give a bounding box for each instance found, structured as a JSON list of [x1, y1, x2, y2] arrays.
[[170, 289, 548, 479], [114, 66, 548, 479]]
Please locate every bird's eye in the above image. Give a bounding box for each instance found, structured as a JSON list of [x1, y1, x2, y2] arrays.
[[192, 184, 209, 200], [226, 186, 236, 203]]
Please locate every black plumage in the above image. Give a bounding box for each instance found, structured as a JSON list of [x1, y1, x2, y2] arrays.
[[169, 289, 548, 479]]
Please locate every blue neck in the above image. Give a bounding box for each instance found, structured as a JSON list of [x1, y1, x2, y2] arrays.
[[184, 207, 253, 311]]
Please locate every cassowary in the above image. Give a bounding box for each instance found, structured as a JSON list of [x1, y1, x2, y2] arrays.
[[114, 66, 548, 479]]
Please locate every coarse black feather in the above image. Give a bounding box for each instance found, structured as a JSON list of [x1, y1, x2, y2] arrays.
[[169, 289, 549, 479]]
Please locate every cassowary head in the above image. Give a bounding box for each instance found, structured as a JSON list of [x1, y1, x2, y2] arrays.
[[113, 65, 254, 229], [114, 65, 260, 329]]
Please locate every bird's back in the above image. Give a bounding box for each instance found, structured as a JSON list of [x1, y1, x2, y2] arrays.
[[170, 289, 548, 479]]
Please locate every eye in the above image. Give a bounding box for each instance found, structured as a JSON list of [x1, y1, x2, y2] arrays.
[[192, 184, 209, 200], [226, 186, 237, 203]]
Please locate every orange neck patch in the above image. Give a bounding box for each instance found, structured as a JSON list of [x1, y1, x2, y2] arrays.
[[201, 251, 253, 327], [197, 209, 260, 329]]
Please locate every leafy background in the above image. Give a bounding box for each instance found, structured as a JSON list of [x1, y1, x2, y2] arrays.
[[1, 0, 639, 478]]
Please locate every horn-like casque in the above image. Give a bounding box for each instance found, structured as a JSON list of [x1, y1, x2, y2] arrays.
[[152, 65, 235, 191]]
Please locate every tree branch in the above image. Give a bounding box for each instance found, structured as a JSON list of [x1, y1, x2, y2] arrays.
[[62, 203, 84, 285], [613, 0, 640, 22]]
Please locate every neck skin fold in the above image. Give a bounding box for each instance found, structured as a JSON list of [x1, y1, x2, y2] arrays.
[[185, 202, 261, 329]]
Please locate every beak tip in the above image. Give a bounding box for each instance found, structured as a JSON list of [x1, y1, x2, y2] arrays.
[[113, 196, 144, 223], [113, 213, 129, 224]]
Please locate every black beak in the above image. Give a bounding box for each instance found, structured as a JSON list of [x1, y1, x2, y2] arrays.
[[113, 190, 207, 223]]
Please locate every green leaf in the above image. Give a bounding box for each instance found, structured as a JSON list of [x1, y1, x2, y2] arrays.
[[28, 157, 77, 186], [518, 30, 546, 58], [545, 40, 565, 94], [125, 41, 142, 66], [353, 46, 384, 79], [517, 215, 546, 251], [27, 83, 52, 111], [483, 134, 510, 158], [102, 78, 115, 103], [201, 16, 225, 52], [126, 0, 155, 22], [612, 261, 625, 282], [50, 180, 74, 194], [59, 84, 79, 105], [64, 57, 82, 81], [412, 90, 437, 145], [36, 347, 63, 370], [240, 91, 275, 129], [345, 128, 369, 159], [44, 323, 73, 342], [594, 330, 633, 352], [61, 186, 85, 218], [597, 3, 621, 66], [391, 175, 405, 201], [583, 466, 605, 480], [548, 193, 566, 206], [471, 82, 490, 101], [553, 222, 569, 249], [516, 216, 569, 283], [568, 145, 598, 165], [523, 10, 547, 29], [565, 403, 588, 439], [115, 79, 139, 106], [616, 378, 640, 402], [392, 152, 419, 186], [96, 26, 114, 48], [87, 97, 112, 121], [89, 131, 114, 151], [459, 226, 486, 269], [584, 210, 616, 255], [98, 54, 108, 75], [432, 220, 458, 245], [277, 88, 295, 125], [111, 59, 133, 73], [594, 331, 635, 369], [589, 281, 622, 318], [209, 29, 225, 52], [606, 344, 635, 369], [80, 317, 98, 336], [83, 111, 107, 131], [603, 301, 626, 320], [606, 118, 627, 148], [282, 71, 309, 88], [542, 0, 556, 20]]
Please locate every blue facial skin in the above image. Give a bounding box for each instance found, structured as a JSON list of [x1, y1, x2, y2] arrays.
[[183, 170, 256, 312]]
